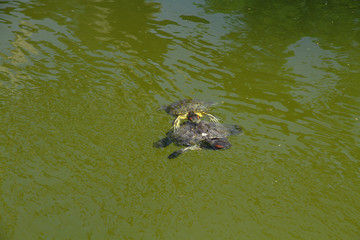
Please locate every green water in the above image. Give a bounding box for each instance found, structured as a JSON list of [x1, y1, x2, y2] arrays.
[[1, 0, 359, 239]]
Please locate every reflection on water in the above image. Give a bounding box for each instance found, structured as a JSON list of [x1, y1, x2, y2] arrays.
[[1, 0, 360, 239]]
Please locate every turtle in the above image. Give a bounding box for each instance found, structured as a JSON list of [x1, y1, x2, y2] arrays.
[[154, 112, 243, 159], [160, 99, 220, 130]]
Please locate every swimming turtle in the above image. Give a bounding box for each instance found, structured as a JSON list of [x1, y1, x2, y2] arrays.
[[160, 99, 220, 130], [154, 112, 243, 159]]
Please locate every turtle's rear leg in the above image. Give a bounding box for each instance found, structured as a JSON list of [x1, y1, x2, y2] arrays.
[[168, 145, 201, 159], [206, 113, 219, 122], [224, 124, 244, 135]]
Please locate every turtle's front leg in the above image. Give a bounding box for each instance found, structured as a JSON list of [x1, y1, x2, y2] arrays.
[[172, 116, 181, 131]]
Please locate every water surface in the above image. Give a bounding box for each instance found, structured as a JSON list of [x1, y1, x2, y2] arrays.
[[1, 0, 359, 239]]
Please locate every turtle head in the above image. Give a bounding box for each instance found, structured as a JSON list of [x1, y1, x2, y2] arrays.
[[203, 138, 231, 150], [187, 111, 201, 123]]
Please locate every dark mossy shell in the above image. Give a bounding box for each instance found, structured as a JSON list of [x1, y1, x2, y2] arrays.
[[167, 121, 242, 147]]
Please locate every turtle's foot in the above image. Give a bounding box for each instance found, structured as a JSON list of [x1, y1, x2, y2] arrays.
[[168, 150, 183, 159], [207, 113, 219, 122]]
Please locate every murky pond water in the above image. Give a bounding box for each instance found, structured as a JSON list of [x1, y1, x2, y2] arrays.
[[1, 0, 359, 239]]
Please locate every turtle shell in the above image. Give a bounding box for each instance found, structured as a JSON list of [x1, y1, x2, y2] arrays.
[[167, 121, 242, 147], [163, 99, 217, 116]]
